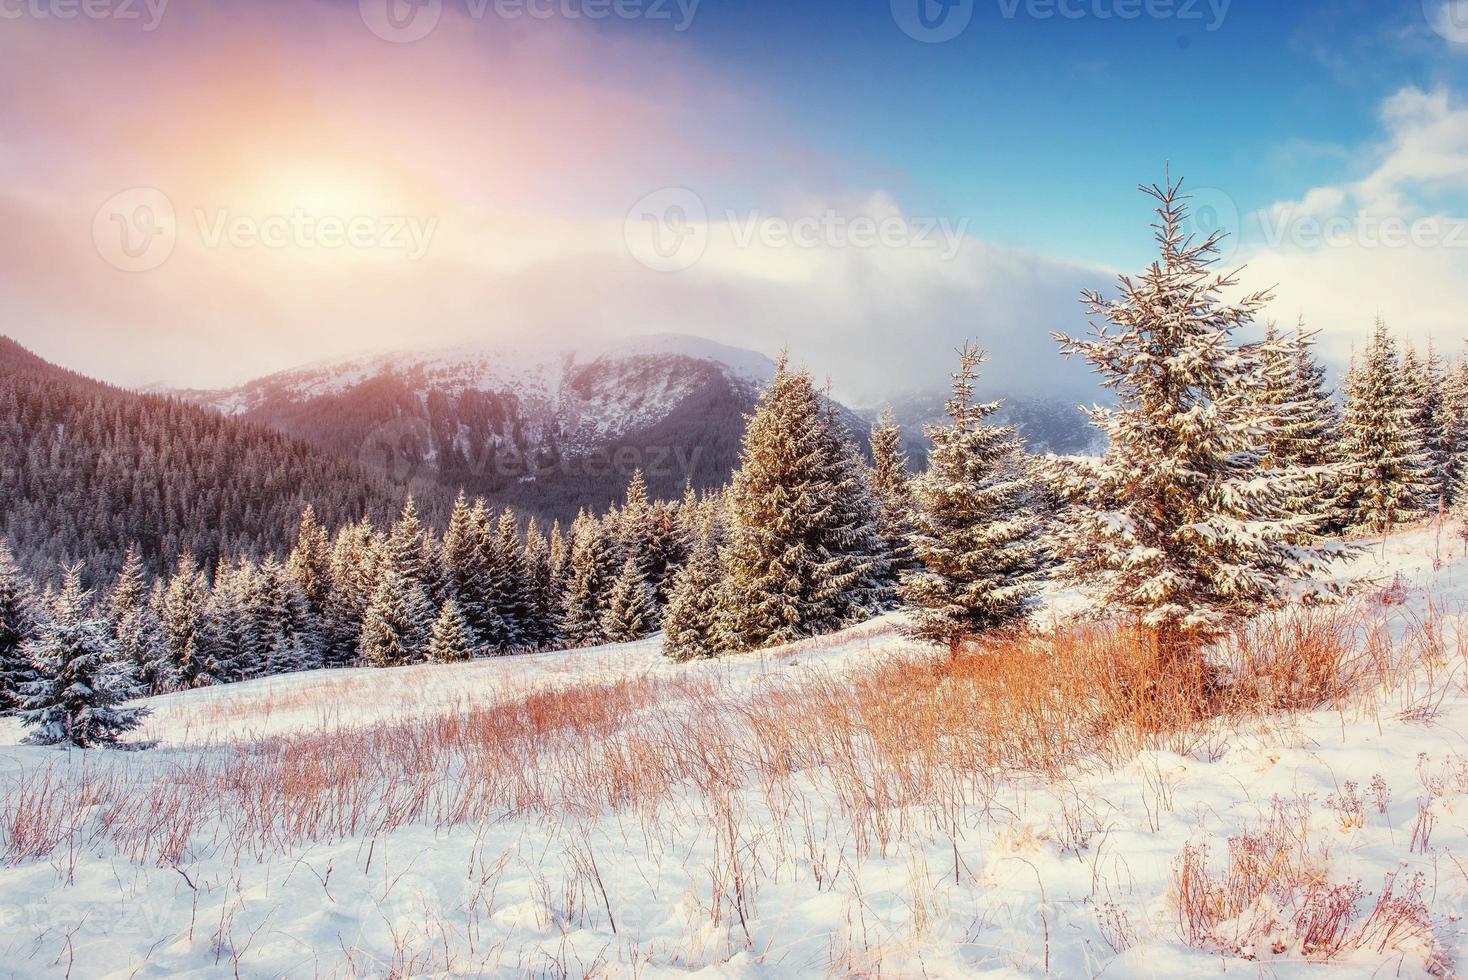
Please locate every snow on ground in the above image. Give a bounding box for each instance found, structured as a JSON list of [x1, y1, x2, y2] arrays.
[[1, 526, 1467, 977]]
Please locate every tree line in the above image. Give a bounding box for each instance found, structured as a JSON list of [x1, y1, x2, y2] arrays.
[[4, 175, 1467, 747]]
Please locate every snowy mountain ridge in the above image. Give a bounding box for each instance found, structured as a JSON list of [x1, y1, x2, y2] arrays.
[[167, 333, 777, 421]]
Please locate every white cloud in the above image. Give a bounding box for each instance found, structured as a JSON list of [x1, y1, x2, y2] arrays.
[[1233, 86, 1468, 365]]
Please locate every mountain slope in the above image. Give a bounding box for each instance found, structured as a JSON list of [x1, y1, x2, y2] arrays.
[[0, 337, 411, 580], [171, 334, 869, 518]]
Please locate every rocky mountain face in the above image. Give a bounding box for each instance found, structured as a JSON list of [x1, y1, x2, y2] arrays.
[[166, 335, 852, 520]]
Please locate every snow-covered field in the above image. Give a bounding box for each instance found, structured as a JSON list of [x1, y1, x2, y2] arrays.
[[2, 527, 1468, 977]]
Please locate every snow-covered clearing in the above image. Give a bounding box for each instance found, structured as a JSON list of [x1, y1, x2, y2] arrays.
[[3, 527, 1468, 977]]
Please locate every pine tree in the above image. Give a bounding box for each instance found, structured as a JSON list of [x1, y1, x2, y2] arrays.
[[561, 510, 614, 647], [603, 556, 657, 643], [1442, 359, 1468, 509], [661, 533, 724, 661], [521, 517, 561, 649], [254, 556, 322, 674], [326, 519, 383, 667], [439, 494, 501, 650], [427, 598, 473, 663], [1413, 341, 1452, 508], [899, 344, 1050, 652], [107, 545, 163, 697], [1051, 175, 1341, 655], [202, 558, 262, 684], [1342, 319, 1433, 531], [19, 565, 150, 748], [387, 496, 434, 592], [869, 408, 916, 594], [485, 509, 532, 651], [360, 563, 432, 667], [1250, 323, 1345, 532], [158, 553, 210, 688], [286, 506, 336, 662], [0, 542, 38, 715], [716, 358, 888, 652]]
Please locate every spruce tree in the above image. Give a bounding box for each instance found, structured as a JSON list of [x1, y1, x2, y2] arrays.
[[899, 344, 1050, 652], [387, 496, 434, 592], [1413, 341, 1453, 508], [202, 558, 263, 684], [326, 519, 383, 667], [603, 556, 657, 643], [869, 408, 916, 594], [254, 556, 322, 674], [486, 509, 532, 651], [1442, 359, 1468, 509], [716, 358, 888, 652], [0, 542, 38, 715], [19, 566, 150, 748], [522, 517, 562, 649], [661, 533, 724, 662], [1250, 323, 1345, 533], [159, 553, 210, 688], [286, 506, 336, 661], [1051, 175, 1341, 655], [428, 598, 474, 663], [360, 563, 432, 667], [1341, 319, 1433, 531], [439, 495, 502, 650], [107, 545, 162, 697], [561, 510, 614, 647]]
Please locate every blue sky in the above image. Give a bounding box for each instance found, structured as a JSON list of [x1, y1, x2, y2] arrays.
[[656, 0, 1468, 264]]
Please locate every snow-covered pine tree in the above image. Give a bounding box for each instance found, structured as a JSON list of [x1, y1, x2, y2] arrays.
[[1442, 358, 1468, 509], [486, 509, 532, 651], [1051, 175, 1341, 656], [254, 555, 323, 674], [1411, 340, 1452, 509], [286, 506, 337, 661], [387, 495, 435, 593], [560, 509, 614, 647], [869, 408, 916, 594], [427, 598, 473, 663], [0, 542, 38, 715], [19, 565, 150, 748], [143, 579, 179, 692], [360, 562, 433, 667], [1249, 323, 1345, 534], [603, 556, 657, 643], [819, 399, 892, 618], [661, 532, 724, 662], [522, 517, 562, 649], [1341, 319, 1433, 531], [439, 494, 500, 652], [898, 344, 1049, 652], [548, 520, 569, 588], [106, 545, 160, 698], [325, 518, 383, 667], [716, 359, 889, 651], [159, 553, 211, 688], [202, 558, 262, 684]]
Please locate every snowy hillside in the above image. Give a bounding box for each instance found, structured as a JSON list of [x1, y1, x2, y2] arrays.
[[154, 333, 829, 519], [1, 526, 1467, 976]]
